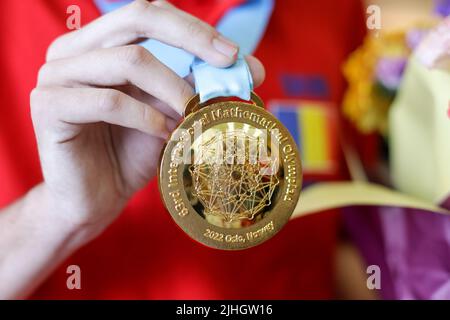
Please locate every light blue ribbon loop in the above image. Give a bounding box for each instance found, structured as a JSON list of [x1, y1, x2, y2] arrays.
[[192, 55, 254, 102], [94, 0, 274, 103]]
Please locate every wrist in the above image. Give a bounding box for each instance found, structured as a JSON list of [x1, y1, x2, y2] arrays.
[[22, 184, 107, 250], [0, 184, 107, 299]]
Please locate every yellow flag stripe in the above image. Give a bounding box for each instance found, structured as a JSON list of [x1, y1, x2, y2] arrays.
[[298, 106, 331, 171]]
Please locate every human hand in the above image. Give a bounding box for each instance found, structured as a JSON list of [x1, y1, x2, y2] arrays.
[[31, 0, 265, 237]]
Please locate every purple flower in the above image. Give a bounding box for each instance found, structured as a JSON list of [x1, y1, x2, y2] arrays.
[[406, 29, 429, 50], [375, 57, 407, 91], [434, 0, 450, 17]]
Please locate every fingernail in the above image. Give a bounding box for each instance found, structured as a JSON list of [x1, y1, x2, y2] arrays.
[[213, 35, 238, 58]]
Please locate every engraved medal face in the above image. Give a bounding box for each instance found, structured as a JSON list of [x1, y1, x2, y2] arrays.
[[158, 93, 302, 250]]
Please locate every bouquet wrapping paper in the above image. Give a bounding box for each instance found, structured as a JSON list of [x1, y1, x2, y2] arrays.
[[292, 49, 450, 299]]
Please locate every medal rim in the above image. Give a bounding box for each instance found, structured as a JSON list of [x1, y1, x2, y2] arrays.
[[158, 94, 302, 250]]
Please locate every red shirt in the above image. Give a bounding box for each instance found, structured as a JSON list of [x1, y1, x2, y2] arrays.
[[0, 0, 366, 299]]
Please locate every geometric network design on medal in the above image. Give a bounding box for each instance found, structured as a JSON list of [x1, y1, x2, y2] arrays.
[[189, 131, 280, 223]]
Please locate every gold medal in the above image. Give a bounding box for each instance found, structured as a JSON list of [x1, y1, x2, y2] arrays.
[[158, 92, 302, 250]]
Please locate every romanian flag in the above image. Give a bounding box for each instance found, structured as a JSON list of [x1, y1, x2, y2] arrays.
[[269, 100, 339, 177]]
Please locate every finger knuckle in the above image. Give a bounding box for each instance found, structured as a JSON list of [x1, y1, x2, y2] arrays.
[[30, 88, 42, 112], [178, 82, 194, 105], [185, 19, 207, 38], [118, 45, 150, 67], [46, 36, 66, 62], [131, 0, 170, 14], [184, 19, 217, 47], [36, 63, 53, 86], [130, 1, 162, 38], [30, 87, 47, 107], [151, 0, 170, 9], [96, 89, 123, 113], [45, 42, 58, 62], [130, 0, 153, 15], [30, 87, 52, 120], [151, 111, 166, 131], [141, 104, 152, 124]]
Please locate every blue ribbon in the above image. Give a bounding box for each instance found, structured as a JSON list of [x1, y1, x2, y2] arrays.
[[94, 0, 273, 102]]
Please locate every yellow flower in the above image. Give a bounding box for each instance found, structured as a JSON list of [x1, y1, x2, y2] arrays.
[[342, 30, 409, 135]]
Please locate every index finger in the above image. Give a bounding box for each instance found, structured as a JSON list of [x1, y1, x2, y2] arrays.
[[47, 0, 239, 68]]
